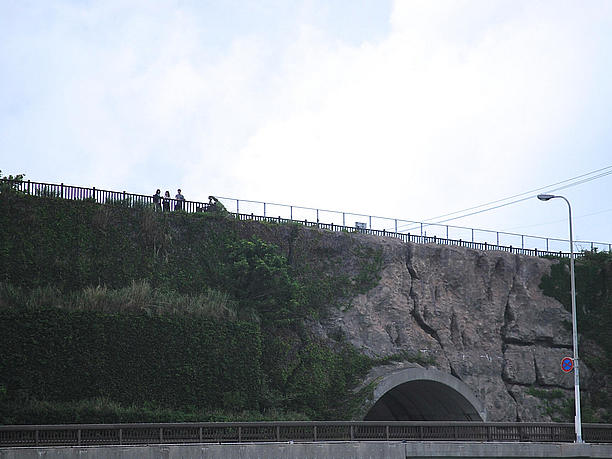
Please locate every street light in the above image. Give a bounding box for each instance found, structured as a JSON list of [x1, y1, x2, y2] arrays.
[[537, 193, 583, 443]]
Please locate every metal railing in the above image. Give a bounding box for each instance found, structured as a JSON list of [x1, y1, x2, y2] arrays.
[[1, 422, 611, 446], [2, 179, 610, 258]]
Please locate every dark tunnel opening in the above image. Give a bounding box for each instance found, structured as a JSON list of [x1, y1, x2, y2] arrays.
[[364, 379, 484, 421]]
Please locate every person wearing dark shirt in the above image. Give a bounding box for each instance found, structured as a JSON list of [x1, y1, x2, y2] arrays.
[[153, 189, 161, 211], [163, 190, 171, 211]]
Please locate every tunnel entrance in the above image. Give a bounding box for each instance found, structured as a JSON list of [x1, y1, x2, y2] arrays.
[[363, 368, 486, 421]]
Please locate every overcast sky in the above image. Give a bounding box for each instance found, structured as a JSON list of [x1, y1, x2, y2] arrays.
[[2, 0, 611, 252]]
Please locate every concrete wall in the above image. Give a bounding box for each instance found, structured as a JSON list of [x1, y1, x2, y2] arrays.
[[2, 441, 612, 459]]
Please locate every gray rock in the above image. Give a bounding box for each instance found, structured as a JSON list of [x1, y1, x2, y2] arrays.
[[313, 232, 586, 421]]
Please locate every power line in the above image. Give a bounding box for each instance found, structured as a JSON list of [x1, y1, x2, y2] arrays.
[[396, 165, 612, 231], [429, 169, 612, 226], [405, 165, 612, 226]]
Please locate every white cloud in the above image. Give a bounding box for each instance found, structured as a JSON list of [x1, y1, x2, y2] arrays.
[[1, 0, 611, 243]]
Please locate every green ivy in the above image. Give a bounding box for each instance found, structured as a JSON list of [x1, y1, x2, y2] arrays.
[[0, 192, 385, 423], [539, 250, 612, 422]]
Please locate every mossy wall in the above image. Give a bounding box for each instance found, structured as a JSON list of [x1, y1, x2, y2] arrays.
[[0, 193, 379, 424]]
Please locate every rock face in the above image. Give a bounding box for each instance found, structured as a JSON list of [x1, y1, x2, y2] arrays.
[[315, 234, 579, 421]]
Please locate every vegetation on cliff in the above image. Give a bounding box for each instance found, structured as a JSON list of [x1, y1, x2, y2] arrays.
[[539, 250, 612, 422], [0, 189, 382, 424]]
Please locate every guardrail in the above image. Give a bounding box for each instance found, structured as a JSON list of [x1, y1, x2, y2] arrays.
[[2, 178, 610, 258], [1, 422, 611, 446]]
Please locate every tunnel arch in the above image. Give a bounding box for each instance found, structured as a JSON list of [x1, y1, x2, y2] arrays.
[[364, 367, 487, 421]]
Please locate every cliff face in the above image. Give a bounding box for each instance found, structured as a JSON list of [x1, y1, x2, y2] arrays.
[[313, 234, 579, 421]]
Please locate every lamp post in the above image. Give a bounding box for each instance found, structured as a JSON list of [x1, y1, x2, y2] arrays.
[[537, 194, 583, 443]]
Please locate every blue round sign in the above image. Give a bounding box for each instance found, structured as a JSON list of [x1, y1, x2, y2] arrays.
[[561, 357, 573, 373]]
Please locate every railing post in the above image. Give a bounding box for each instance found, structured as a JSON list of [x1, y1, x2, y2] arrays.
[[420, 222, 423, 236], [350, 425, 354, 441], [199, 427, 203, 442], [27, 179, 31, 194], [471, 228, 474, 242], [237, 200, 239, 214], [61, 183, 64, 198], [316, 209, 319, 223], [497, 232, 499, 246], [342, 212, 345, 226], [290, 206, 293, 220], [35, 429, 39, 446], [446, 225, 449, 239], [314, 425, 317, 442], [369, 215, 372, 230], [276, 426, 280, 441], [238, 426, 242, 443], [521, 234, 524, 249], [263, 202, 266, 217], [160, 427, 163, 443], [119, 428, 122, 445], [78, 429, 81, 446]]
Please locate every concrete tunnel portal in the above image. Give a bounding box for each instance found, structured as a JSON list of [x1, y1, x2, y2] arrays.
[[363, 368, 487, 421]]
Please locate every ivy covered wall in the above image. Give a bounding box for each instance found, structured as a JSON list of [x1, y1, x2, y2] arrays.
[[0, 192, 381, 424]]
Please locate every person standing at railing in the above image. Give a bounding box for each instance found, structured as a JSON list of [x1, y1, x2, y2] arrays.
[[153, 189, 162, 211], [175, 189, 185, 211], [163, 190, 171, 211]]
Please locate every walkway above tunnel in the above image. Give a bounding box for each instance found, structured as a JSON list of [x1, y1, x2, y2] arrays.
[[3, 178, 611, 257]]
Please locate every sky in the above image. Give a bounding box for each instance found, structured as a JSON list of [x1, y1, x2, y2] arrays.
[[1, 0, 611, 253]]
